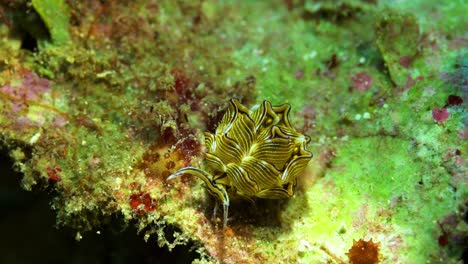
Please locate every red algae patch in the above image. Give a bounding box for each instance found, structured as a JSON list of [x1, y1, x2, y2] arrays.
[[346, 239, 380, 264], [446, 95, 463, 107], [46, 167, 62, 182], [350, 72, 373, 91], [432, 108, 450, 122], [129, 192, 157, 214]]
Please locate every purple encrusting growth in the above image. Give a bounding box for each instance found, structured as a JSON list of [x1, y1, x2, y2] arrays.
[[0, 72, 53, 128], [0, 72, 50, 101]]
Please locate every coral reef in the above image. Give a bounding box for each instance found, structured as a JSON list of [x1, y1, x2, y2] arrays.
[[0, 0, 466, 263]]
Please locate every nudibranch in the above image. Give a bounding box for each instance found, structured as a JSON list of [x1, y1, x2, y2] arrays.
[[168, 99, 313, 226]]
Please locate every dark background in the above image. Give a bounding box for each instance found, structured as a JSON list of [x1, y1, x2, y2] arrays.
[[0, 150, 198, 264]]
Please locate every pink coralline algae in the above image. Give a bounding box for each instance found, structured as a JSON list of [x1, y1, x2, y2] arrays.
[[0, 72, 51, 102], [0, 72, 52, 128], [53, 115, 68, 127], [351, 72, 373, 91], [432, 108, 450, 122]]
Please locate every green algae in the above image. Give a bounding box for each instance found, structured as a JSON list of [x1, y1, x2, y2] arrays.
[[0, 0, 70, 51], [32, 0, 71, 46], [251, 136, 459, 262], [326, 137, 456, 262], [376, 11, 420, 87]]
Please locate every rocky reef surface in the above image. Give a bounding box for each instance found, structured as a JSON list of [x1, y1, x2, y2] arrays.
[[0, 1, 466, 263]]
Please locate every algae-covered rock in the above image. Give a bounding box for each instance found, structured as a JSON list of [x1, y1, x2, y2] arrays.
[[303, 0, 373, 22], [376, 11, 421, 87], [31, 0, 71, 46], [0, 0, 70, 50], [0, 1, 466, 263]]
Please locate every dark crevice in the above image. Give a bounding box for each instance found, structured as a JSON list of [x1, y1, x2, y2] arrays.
[[0, 148, 200, 264], [19, 30, 38, 51], [0, 3, 50, 52]]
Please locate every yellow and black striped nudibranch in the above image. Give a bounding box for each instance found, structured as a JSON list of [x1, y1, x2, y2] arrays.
[[168, 99, 313, 227]]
